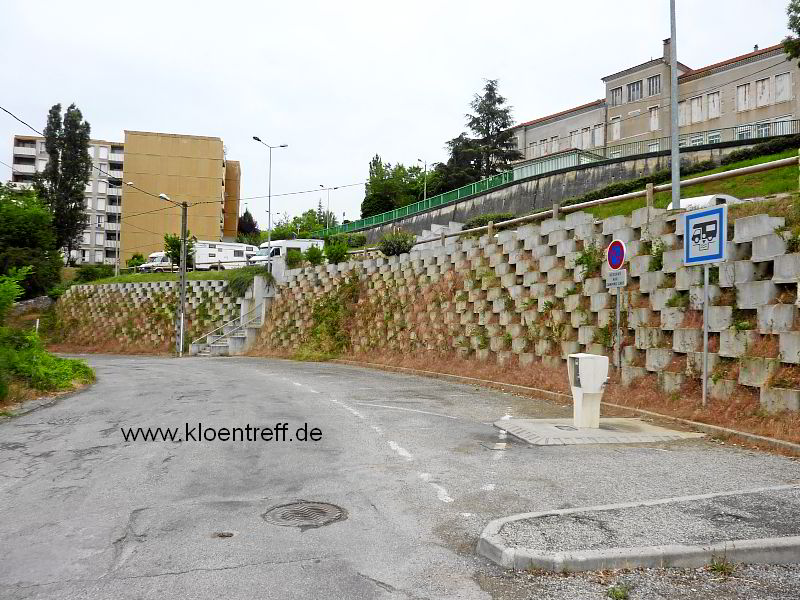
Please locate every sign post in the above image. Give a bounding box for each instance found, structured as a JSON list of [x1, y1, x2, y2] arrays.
[[606, 240, 627, 371], [683, 205, 727, 406]]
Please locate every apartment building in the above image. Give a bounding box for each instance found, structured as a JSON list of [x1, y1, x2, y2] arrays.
[[11, 135, 125, 265], [512, 38, 800, 162], [120, 131, 240, 264], [9, 131, 241, 266]]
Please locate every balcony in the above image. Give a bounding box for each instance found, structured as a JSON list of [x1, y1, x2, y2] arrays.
[[110, 170, 123, 179], [109, 153, 124, 162], [105, 240, 119, 249], [105, 222, 120, 231], [14, 163, 35, 174], [13, 146, 36, 157], [106, 204, 121, 214], [107, 187, 122, 197]]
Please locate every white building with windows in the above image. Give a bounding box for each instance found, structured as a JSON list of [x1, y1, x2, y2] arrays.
[[10, 135, 124, 265], [511, 38, 800, 163]]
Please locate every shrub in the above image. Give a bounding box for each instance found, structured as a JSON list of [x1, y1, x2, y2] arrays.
[[378, 231, 416, 256], [648, 239, 665, 272], [126, 253, 146, 268], [225, 266, 275, 297], [463, 212, 514, 230], [576, 243, 603, 277], [328, 233, 367, 248], [285, 248, 303, 269], [324, 241, 349, 264], [304, 246, 324, 266], [720, 134, 800, 165], [0, 267, 30, 325], [74, 264, 115, 283]]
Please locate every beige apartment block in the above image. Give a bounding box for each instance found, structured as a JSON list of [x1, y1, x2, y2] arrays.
[[120, 131, 236, 263], [223, 160, 241, 241], [513, 38, 800, 162]]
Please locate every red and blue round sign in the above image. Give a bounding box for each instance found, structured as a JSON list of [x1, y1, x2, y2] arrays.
[[607, 240, 626, 270]]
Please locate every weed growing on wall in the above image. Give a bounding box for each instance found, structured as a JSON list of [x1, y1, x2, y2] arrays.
[[576, 243, 603, 277]]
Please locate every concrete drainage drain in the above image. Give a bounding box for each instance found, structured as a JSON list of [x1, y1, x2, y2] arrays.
[[262, 501, 346, 529]]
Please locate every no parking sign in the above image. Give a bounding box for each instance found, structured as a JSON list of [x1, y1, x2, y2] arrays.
[[607, 239, 626, 270]]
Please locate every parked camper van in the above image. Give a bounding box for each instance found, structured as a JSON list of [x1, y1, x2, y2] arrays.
[[194, 241, 257, 270], [249, 239, 324, 280], [138, 251, 174, 273]]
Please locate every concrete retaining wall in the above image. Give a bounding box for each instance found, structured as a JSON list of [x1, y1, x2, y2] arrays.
[[362, 143, 764, 242], [260, 207, 800, 412], [56, 280, 240, 352]]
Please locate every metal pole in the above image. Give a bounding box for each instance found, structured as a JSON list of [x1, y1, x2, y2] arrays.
[[423, 161, 427, 204], [267, 146, 272, 274], [178, 201, 188, 357], [327, 187, 331, 229], [669, 0, 680, 211], [702, 263, 709, 406], [615, 289, 621, 371]]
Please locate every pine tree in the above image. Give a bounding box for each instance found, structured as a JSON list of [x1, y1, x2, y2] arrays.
[[784, 0, 800, 64], [465, 79, 523, 178], [33, 104, 92, 261]]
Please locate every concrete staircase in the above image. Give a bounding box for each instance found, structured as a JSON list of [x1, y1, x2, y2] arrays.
[[190, 275, 273, 357], [415, 221, 464, 249]]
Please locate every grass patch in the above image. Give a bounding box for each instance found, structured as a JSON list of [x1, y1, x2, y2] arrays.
[[606, 583, 631, 600], [708, 555, 735, 577], [586, 149, 799, 220]]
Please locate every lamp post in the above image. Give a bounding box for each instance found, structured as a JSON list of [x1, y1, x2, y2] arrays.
[[669, 0, 680, 211], [417, 158, 428, 204], [319, 184, 339, 230], [159, 193, 188, 357], [253, 137, 288, 271]]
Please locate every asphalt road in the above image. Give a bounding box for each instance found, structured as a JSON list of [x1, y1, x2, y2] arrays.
[[1, 356, 799, 599]]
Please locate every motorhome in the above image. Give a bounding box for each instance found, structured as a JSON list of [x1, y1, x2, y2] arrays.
[[138, 252, 174, 273], [194, 241, 257, 270], [249, 238, 324, 280]]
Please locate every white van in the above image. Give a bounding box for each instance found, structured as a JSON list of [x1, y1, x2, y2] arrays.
[[138, 251, 174, 273], [194, 241, 257, 270], [249, 239, 324, 280]]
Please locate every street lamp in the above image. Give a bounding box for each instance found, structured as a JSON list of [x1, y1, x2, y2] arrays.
[[159, 192, 188, 357], [253, 137, 288, 272], [417, 158, 428, 204], [319, 184, 339, 230]]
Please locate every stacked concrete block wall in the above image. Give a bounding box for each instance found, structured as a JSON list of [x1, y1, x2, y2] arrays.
[[56, 280, 241, 352], [259, 208, 800, 413]]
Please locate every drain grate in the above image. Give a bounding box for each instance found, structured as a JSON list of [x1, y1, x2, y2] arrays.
[[262, 501, 346, 529]]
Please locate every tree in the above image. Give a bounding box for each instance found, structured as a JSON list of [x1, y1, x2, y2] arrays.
[[126, 253, 145, 268], [32, 104, 92, 260], [360, 155, 425, 218], [164, 232, 195, 268], [465, 79, 522, 178], [427, 134, 482, 196], [785, 1, 800, 64], [0, 184, 63, 298]]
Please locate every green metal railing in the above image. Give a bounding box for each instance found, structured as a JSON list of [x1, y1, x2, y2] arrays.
[[314, 119, 800, 237]]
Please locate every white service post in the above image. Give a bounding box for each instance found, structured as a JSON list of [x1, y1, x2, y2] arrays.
[[567, 353, 609, 429]]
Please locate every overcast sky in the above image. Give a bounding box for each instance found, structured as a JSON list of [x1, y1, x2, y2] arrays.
[[0, 0, 793, 229]]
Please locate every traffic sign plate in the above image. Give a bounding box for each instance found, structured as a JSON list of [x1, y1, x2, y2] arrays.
[[606, 269, 627, 288], [684, 205, 727, 266], [607, 239, 626, 270]]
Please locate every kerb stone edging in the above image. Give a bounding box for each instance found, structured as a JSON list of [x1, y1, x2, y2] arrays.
[[477, 484, 800, 572]]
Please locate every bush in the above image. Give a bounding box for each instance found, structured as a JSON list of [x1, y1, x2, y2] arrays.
[[74, 264, 114, 283], [286, 248, 303, 269], [324, 241, 349, 264], [126, 253, 145, 268], [328, 233, 367, 248], [463, 212, 514, 230], [721, 134, 800, 165], [304, 246, 324, 266], [378, 231, 416, 256], [46, 281, 73, 300], [225, 266, 275, 298], [0, 267, 30, 325]]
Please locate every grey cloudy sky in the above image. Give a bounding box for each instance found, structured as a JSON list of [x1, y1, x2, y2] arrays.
[[0, 0, 792, 229]]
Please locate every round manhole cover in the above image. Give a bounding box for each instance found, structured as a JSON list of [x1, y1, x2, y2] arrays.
[[262, 501, 346, 529]]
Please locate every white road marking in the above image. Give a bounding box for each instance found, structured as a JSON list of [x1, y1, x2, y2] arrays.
[[354, 402, 459, 420], [418, 473, 454, 503], [388, 441, 413, 461]]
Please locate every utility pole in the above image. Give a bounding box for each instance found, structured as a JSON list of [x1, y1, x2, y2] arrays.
[[178, 200, 188, 357], [669, 0, 680, 210]]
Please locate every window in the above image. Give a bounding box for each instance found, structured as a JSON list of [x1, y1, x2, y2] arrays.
[[97, 181, 107, 194], [234, 250, 244, 257], [756, 78, 771, 107], [581, 127, 591, 148], [707, 130, 722, 144], [626, 80, 643, 102], [570, 130, 580, 148], [96, 197, 105, 211], [737, 84, 750, 111], [550, 136, 559, 153], [736, 124, 752, 140], [678, 101, 689, 126], [593, 125, 603, 147], [774, 116, 793, 135], [82, 232, 90, 245], [649, 107, 659, 131], [690, 134, 704, 146], [648, 141, 660, 152], [690, 96, 703, 123], [776, 72, 791, 103], [610, 87, 622, 106], [37, 159, 47, 172], [609, 150, 621, 159], [95, 250, 103, 263], [540, 138, 548, 154], [95, 233, 104, 245], [756, 121, 771, 138], [84, 197, 92, 209], [107, 213, 119, 223], [106, 231, 118, 241], [81, 250, 87, 262], [647, 74, 661, 96], [85, 181, 93, 192], [707, 92, 720, 119], [611, 117, 621, 141], [98, 163, 108, 175], [39, 142, 47, 154], [98, 146, 109, 160], [96, 215, 104, 227]]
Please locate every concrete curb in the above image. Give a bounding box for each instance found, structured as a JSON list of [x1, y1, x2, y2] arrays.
[[330, 358, 800, 455], [477, 484, 800, 572]]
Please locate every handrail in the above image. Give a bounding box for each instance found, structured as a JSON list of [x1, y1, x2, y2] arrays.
[[190, 301, 262, 346]]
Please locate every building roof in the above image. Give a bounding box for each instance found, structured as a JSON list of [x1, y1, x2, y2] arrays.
[[679, 43, 784, 81], [515, 99, 605, 130]]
